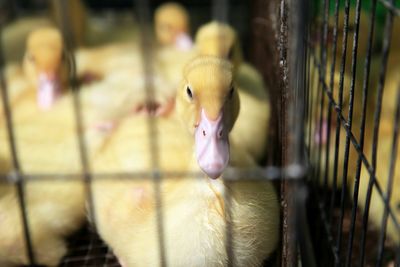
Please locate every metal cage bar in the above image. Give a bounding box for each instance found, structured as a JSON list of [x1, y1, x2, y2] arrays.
[[307, 0, 400, 265], [0, 17, 36, 266]]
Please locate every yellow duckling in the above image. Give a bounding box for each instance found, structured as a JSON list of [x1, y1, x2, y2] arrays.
[[195, 21, 269, 163], [22, 27, 69, 109], [0, 27, 132, 173], [154, 2, 193, 50], [0, 178, 85, 267], [1, 0, 86, 63], [0, 27, 69, 119], [91, 56, 279, 267]]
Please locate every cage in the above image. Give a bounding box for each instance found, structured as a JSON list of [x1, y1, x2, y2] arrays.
[[0, 0, 398, 267]]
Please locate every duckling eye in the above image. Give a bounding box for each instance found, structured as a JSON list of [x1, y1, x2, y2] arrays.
[[186, 86, 193, 99], [228, 87, 234, 99], [227, 48, 234, 61]]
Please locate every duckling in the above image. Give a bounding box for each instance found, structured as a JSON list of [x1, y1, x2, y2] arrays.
[[23, 27, 69, 109], [0, 27, 130, 173], [1, 0, 86, 63], [76, 42, 194, 118], [0, 178, 86, 267], [75, 3, 193, 115], [195, 21, 269, 162], [74, 42, 141, 83], [0, 28, 82, 173], [91, 56, 280, 267], [154, 2, 193, 51], [1, 18, 53, 63], [1, 27, 69, 117]]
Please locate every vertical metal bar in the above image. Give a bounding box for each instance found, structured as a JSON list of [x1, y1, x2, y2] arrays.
[[320, 0, 331, 200], [359, 1, 396, 265], [54, 0, 97, 228], [341, 0, 363, 265], [352, 1, 378, 265], [314, 78, 323, 185], [305, 28, 312, 158], [0, 19, 35, 265], [295, 184, 317, 267], [279, 0, 299, 265], [334, 0, 351, 263], [338, 0, 362, 259], [212, 0, 229, 22], [133, 0, 166, 266], [289, 1, 314, 265], [323, 49, 334, 208], [307, 51, 314, 161], [328, 0, 341, 224]]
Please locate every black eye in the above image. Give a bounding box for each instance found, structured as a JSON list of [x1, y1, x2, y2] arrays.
[[227, 47, 234, 61], [186, 86, 193, 99], [229, 87, 234, 99]]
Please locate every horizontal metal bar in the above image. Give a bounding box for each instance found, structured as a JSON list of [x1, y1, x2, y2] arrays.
[[0, 164, 308, 183]]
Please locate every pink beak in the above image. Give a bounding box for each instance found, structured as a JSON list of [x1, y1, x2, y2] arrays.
[[175, 33, 193, 51], [37, 73, 61, 110], [195, 109, 229, 179]]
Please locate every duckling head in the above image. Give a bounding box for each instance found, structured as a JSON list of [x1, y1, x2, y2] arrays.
[[176, 56, 240, 179], [23, 27, 67, 109], [195, 21, 243, 71], [154, 2, 191, 49]]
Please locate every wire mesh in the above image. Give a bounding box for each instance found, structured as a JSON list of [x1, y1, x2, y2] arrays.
[[307, 0, 400, 266], [0, 0, 359, 266]]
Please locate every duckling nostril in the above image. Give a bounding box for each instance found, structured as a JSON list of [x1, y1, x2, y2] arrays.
[[218, 129, 223, 138], [202, 130, 206, 137]]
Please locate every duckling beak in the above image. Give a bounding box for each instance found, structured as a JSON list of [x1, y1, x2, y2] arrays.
[[175, 32, 193, 51], [37, 72, 61, 110], [195, 109, 229, 179]]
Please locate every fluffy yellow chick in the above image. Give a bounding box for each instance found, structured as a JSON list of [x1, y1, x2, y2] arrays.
[[195, 21, 269, 163], [0, 179, 85, 267], [0, 30, 142, 173], [74, 42, 192, 117], [0, 27, 68, 121], [1, 18, 53, 63], [91, 56, 279, 266], [1, 0, 86, 63], [20, 27, 68, 112], [154, 2, 193, 50], [195, 22, 243, 72], [74, 42, 141, 82], [0, 28, 77, 173]]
